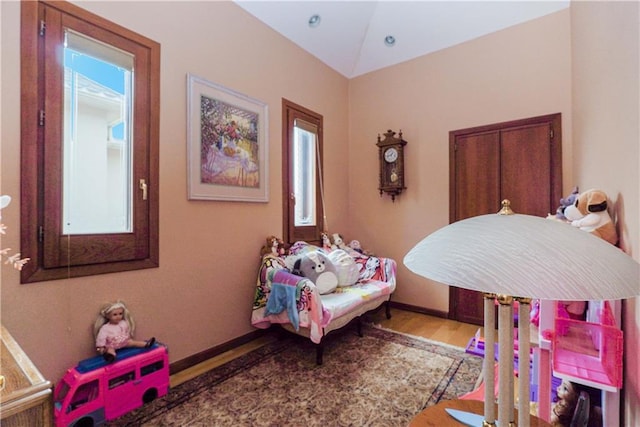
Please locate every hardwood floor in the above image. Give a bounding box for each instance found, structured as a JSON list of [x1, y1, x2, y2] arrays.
[[170, 308, 486, 388], [369, 307, 483, 348], [170, 334, 275, 388]]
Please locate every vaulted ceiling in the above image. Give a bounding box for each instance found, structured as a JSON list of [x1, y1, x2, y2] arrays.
[[235, 1, 569, 78]]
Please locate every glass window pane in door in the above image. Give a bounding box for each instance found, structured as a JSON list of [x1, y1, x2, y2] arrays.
[[293, 125, 317, 226]]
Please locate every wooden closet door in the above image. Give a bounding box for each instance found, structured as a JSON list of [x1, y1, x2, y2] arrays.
[[501, 123, 554, 217], [449, 114, 562, 325], [448, 132, 501, 324], [451, 131, 501, 220]]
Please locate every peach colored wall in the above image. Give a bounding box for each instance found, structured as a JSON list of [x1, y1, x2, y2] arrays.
[[0, 1, 349, 382], [570, 2, 639, 425], [348, 10, 573, 312], [2, 4, 637, 422]]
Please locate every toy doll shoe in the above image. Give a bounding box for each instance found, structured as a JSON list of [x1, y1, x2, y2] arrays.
[[145, 337, 156, 348], [103, 353, 116, 363]]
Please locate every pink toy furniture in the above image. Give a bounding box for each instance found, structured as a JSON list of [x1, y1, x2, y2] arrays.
[[536, 299, 622, 426], [464, 299, 622, 426], [53, 343, 168, 427], [552, 300, 622, 390]]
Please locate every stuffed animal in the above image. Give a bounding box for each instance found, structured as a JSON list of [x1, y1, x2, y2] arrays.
[[276, 239, 288, 257], [292, 250, 338, 294], [327, 249, 359, 287], [260, 235, 286, 258], [348, 239, 373, 256], [331, 233, 348, 251], [553, 186, 580, 221], [563, 189, 618, 245], [321, 232, 333, 252], [287, 241, 310, 256], [348, 240, 363, 253]]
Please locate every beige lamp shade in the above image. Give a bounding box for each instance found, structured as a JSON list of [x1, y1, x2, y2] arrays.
[[404, 213, 639, 301]]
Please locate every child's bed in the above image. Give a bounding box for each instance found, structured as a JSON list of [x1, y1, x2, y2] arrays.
[[251, 242, 396, 364]]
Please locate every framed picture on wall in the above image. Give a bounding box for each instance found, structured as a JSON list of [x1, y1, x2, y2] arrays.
[[187, 74, 269, 202]]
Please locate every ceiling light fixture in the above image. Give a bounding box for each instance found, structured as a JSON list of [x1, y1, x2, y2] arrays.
[[384, 35, 396, 47], [308, 14, 321, 28]]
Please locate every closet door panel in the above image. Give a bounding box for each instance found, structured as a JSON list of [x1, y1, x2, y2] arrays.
[[449, 131, 501, 325], [501, 124, 552, 217], [453, 131, 501, 221]]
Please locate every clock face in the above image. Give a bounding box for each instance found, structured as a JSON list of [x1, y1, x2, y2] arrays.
[[384, 147, 398, 163]]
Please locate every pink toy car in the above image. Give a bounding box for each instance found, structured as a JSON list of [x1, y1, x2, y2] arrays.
[[54, 343, 169, 426]]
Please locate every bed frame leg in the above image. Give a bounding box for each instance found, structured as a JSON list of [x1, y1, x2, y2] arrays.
[[357, 317, 363, 337], [385, 300, 392, 319], [315, 343, 324, 365]]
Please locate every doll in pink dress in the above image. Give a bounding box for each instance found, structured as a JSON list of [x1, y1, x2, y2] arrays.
[[94, 301, 155, 363]]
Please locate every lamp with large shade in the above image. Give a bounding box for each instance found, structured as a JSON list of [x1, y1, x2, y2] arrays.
[[404, 200, 639, 427]]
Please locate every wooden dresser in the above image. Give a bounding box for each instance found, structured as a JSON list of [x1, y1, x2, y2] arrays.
[[0, 324, 52, 426]]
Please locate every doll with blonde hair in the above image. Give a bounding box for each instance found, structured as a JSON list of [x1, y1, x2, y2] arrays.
[[94, 300, 155, 363]]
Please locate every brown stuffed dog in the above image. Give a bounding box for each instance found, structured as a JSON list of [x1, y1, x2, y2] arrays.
[[564, 189, 617, 245]]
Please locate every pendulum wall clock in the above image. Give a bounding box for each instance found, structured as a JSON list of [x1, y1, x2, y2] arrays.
[[376, 129, 407, 201]]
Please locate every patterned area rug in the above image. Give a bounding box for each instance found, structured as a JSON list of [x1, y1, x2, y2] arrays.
[[109, 324, 482, 426]]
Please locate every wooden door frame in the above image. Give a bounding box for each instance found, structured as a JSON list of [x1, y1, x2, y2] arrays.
[[448, 113, 562, 321], [281, 99, 324, 246]]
